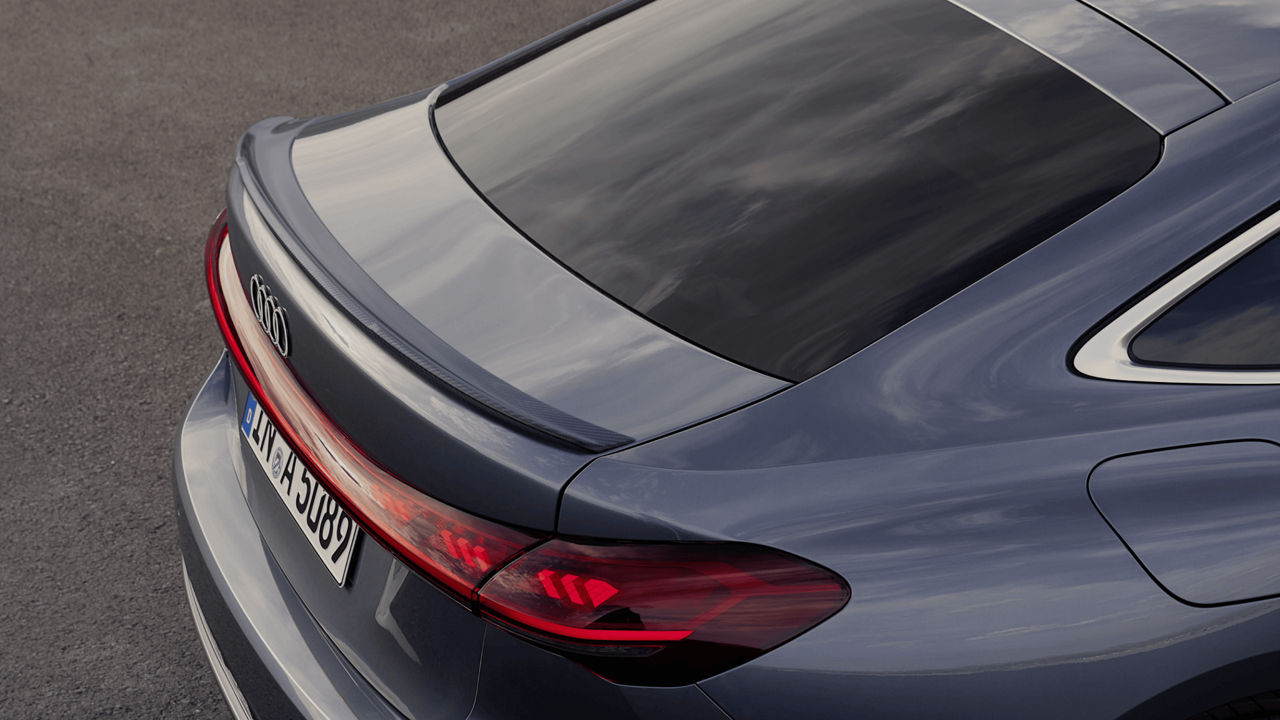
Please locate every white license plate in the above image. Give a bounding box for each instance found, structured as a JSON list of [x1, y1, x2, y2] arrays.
[[240, 392, 360, 584]]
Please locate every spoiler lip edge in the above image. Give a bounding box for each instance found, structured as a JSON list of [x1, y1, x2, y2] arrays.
[[230, 108, 634, 454]]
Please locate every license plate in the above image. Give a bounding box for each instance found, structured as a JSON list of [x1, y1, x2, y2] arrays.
[[240, 392, 360, 585]]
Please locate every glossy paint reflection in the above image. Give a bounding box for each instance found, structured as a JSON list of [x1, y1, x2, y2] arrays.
[[175, 358, 416, 719], [952, 0, 1222, 131], [1091, 441, 1280, 605], [555, 84, 1280, 718], [1089, 0, 1280, 100], [231, 183, 583, 529], [290, 98, 783, 440], [437, 0, 1160, 380]]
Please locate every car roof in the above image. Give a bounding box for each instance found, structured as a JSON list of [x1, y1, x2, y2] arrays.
[[955, 0, 1223, 132], [1087, 0, 1280, 101]]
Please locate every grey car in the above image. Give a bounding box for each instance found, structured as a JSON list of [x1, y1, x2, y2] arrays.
[[174, 0, 1280, 718]]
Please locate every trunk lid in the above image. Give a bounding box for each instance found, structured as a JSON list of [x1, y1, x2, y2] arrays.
[[286, 91, 785, 449]]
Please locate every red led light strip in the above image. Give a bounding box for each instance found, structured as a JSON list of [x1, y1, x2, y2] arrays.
[[206, 216, 539, 598], [206, 213, 850, 681]]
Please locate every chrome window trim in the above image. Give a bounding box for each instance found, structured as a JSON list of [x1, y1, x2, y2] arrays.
[[1074, 207, 1280, 384]]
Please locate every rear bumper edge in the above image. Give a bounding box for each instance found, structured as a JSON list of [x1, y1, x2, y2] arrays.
[[183, 560, 255, 720]]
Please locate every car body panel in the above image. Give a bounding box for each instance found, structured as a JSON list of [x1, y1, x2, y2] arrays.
[[1090, 441, 1280, 606], [176, 355, 738, 720], [467, 630, 732, 720], [175, 356, 416, 720], [235, 379, 487, 720], [178, 1, 1280, 718], [950, 0, 1224, 132], [222, 164, 761, 717], [227, 173, 586, 531], [1087, 0, 1280, 100], [290, 92, 786, 440], [556, 79, 1280, 718], [236, 111, 631, 454]]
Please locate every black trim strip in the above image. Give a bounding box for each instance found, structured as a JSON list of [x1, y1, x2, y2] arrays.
[[437, 0, 658, 105]]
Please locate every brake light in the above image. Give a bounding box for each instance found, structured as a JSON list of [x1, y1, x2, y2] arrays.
[[536, 569, 619, 607], [205, 211, 848, 684], [477, 539, 849, 685]]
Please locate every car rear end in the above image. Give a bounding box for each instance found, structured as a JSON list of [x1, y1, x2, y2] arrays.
[[177, 155, 851, 717], [173, 0, 1237, 717], [178, 78, 857, 720]]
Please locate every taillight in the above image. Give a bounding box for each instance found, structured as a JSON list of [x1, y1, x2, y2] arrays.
[[205, 211, 848, 685], [477, 539, 849, 685]]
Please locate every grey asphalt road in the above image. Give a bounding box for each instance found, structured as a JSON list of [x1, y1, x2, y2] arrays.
[[0, 1, 609, 716]]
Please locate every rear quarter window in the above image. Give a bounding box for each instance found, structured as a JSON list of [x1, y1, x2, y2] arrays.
[[1131, 234, 1280, 368]]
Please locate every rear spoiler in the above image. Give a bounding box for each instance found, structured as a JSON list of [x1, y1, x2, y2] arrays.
[[233, 102, 633, 453]]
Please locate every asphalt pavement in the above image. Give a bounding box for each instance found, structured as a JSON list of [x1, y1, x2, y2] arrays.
[[0, 1, 609, 716]]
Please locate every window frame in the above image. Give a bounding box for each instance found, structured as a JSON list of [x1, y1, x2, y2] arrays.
[[1074, 206, 1280, 384]]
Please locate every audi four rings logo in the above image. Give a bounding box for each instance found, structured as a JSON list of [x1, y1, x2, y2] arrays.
[[249, 274, 291, 358]]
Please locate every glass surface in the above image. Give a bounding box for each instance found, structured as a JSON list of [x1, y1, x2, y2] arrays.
[[1132, 235, 1280, 369], [437, 0, 1160, 380]]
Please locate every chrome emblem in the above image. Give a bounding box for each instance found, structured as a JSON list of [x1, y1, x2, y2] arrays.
[[249, 274, 291, 357]]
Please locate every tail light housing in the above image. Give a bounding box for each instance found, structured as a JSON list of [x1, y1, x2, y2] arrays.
[[206, 211, 849, 685], [477, 539, 849, 685]]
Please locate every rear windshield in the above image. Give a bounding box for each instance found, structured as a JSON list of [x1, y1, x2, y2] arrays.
[[436, 0, 1161, 381]]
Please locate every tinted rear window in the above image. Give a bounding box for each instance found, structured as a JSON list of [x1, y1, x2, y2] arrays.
[[436, 0, 1161, 381]]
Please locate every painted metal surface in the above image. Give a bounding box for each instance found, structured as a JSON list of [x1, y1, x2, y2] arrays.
[[226, 173, 589, 530], [1086, 0, 1280, 100], [174, 354, 735, 720], [182, 563, 255, 720], [1090, 441, 1280, 606], [238, 112, 632, 453], [951, 0, 1223, 131], [177, 2, 1280, 718], [559, 81, 1280, 719], [173, 357, 413, 720], [289, 89, 784, 441]]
